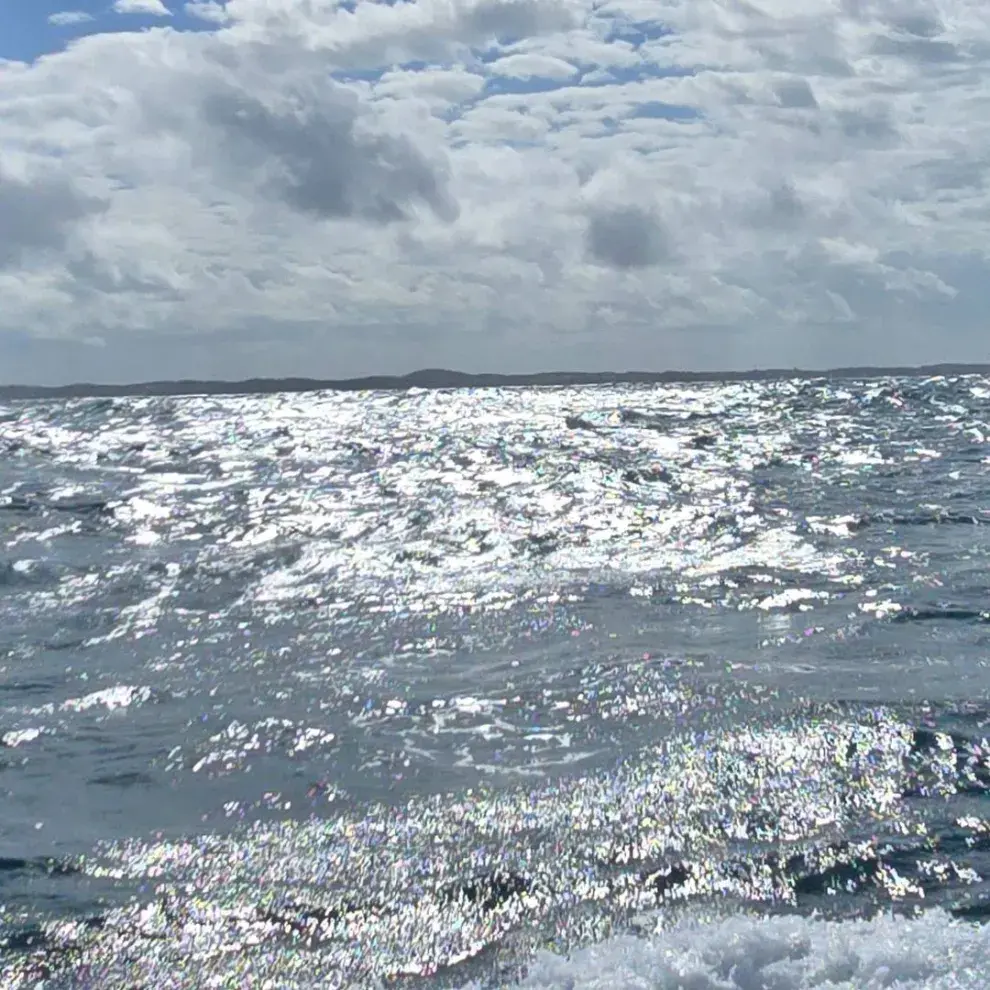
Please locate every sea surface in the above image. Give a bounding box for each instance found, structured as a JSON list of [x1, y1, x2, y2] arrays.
[[2, 376, 990, 988]]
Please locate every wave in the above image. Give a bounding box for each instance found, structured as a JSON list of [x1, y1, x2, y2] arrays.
[[2, 702, 987, 987], [492, 909, 990, 990]]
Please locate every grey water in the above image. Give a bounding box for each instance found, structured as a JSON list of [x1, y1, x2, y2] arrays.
[[1, 375, 990, 988]]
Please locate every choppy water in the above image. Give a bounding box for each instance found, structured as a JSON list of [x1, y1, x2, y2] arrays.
[[2, 375, 990, 988]]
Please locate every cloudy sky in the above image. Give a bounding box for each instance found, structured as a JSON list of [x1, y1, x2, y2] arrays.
[[2, 0, 989, 384]]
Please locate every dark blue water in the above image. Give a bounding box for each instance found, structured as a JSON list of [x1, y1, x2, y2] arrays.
[[2, 376, 990, 987]]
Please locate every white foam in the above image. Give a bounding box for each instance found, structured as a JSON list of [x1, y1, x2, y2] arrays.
[[0, 726, 44, 747], [61, 684, 152, 712], [502, 910, 990, 989]]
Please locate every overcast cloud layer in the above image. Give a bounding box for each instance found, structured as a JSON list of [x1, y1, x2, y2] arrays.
[[2, 0, 990, 384]]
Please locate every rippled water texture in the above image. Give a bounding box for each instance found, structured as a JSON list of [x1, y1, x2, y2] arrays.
[[2, 376, 990, 987]]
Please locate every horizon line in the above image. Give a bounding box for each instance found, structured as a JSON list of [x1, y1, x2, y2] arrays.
[[3, 361, 990, 400]]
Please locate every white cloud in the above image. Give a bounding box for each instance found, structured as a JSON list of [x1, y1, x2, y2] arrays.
[[113, 0, 172, 16], [184, 1, 229, 23], [0, 159, 106, 269], [3, 0, 990, 383], [48, 11, 95, 26], [374, 66, 486, 110], [488, 53, 579, 80]]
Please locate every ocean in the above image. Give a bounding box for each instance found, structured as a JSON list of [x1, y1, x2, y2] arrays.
[[1, 375, 989, 988]]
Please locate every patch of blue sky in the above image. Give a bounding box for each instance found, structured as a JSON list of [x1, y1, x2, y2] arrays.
[[3, 1, 97, 61], [2, 2, 222, 63], [474, 43, 517, 65]]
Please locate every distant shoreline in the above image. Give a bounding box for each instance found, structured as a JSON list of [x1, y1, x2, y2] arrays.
[[2, 363, 989, 401]]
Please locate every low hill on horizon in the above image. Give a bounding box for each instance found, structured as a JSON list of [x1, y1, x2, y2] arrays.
[[2, 363, 990, 400]]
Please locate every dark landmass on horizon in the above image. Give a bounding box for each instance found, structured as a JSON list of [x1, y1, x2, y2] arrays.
[[2, 363, 990, 400]]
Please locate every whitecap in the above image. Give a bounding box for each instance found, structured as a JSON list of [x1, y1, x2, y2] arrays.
[[500, 909, 990, 989]]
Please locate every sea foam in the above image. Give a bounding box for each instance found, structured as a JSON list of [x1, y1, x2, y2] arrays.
[[495, 909, 989, 989]]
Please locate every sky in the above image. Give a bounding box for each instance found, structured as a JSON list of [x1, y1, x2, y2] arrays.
[[1, 0, 989, 385]]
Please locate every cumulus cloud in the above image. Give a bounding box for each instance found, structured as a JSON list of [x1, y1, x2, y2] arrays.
[[0, 162, 106, 269], [2, 0, 990, 383], [488, 53, 579, 80], [586, 206, 668, 269], [47, 11, 94, 26], [218, 0, 579, 68], [113, 0, 171, 16], [202, 83, 458, 223], [772, 77, 818, 109], [184, 1, 229, 23]]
